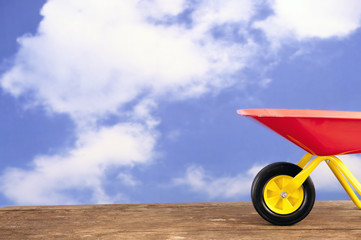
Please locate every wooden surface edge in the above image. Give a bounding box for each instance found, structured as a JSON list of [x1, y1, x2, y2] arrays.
[[1, 201, 360, 239]]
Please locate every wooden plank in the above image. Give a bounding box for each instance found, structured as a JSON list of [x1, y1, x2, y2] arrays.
[[1, 201, 361, 239]]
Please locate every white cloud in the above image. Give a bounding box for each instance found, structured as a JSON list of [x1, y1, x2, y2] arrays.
[[193, 0, 257, 27], [255, 0, 361, 46], [173, 164, 264, 199], [1, 0, 260, 122], [0, 123, 156, 205], [0, 0, 262, 205], [138, 0, 186, 17], [117, 172, 141, 187]]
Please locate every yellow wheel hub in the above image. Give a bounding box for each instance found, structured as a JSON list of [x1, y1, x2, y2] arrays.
[[263, 175, 304, 215]]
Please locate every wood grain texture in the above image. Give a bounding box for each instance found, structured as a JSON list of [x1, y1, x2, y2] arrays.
[[1, 201, 361, 239]]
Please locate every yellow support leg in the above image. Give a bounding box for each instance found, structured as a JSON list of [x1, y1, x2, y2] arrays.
[[326, 157, 361, 209], [297, 152, 313, 168], [286, 154, 361, 209]]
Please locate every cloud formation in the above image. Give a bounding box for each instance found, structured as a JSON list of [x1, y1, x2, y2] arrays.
[[1, 123, 156, 205], [1, 0, 361, 204], [255, 0, 361, 47], [0, 0, 261, 204], [1, 0, 260, 121], [173, 164, 264, 199]]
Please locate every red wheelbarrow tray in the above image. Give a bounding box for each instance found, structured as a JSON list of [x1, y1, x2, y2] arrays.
[[238, 109, 361, 156]]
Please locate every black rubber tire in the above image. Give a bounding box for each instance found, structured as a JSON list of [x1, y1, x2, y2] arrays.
[[251, 162, 315, 225]]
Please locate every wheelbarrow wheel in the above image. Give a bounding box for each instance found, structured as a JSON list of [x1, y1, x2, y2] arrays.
[[251, 162, 315, 225]]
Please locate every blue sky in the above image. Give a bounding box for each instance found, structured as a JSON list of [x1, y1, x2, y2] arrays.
[[1, 0, 361, 206]]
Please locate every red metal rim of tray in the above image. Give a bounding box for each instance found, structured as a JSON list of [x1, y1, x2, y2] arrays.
[[238, 109, 361, 156]]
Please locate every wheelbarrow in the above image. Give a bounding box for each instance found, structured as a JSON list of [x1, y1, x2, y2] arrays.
[[238, 109, 361, 225]]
